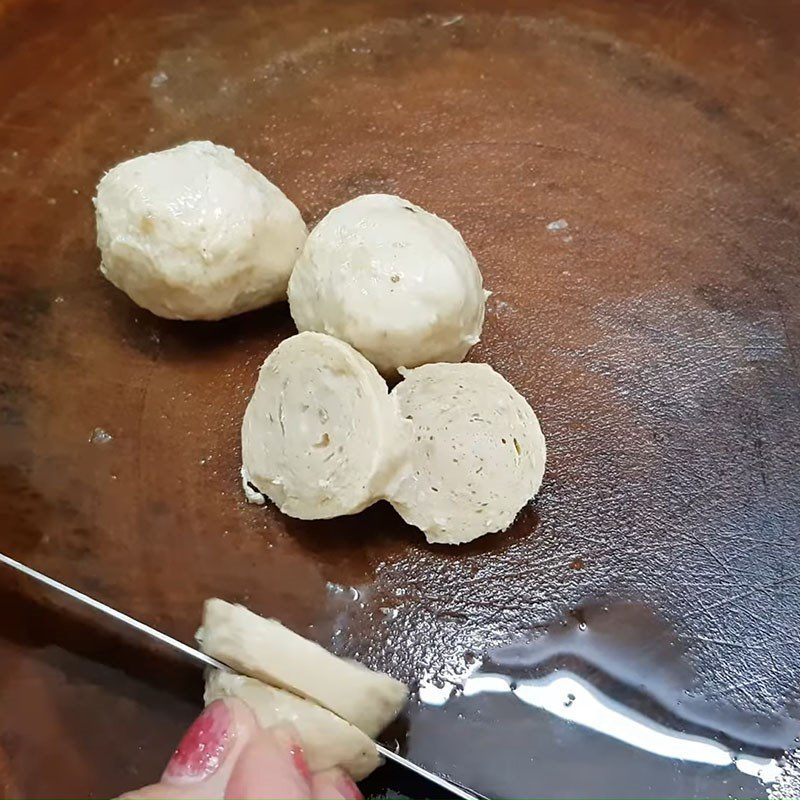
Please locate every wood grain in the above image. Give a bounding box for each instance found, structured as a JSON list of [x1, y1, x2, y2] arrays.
[[0, 0, 798, 796]]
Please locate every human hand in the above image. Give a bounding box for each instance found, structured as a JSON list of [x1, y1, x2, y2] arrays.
[[120, 698, 363, 800]]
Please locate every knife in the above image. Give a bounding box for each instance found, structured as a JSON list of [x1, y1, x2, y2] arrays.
[[0, 552, 481, 800]]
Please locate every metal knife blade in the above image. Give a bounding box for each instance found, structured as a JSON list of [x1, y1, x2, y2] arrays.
[[0, 552, 481, 800]]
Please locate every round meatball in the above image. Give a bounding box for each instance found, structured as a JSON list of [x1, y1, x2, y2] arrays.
[[388, 362, 546, 545], [94, 141, 307, 320], [287, 194, 487, 374]]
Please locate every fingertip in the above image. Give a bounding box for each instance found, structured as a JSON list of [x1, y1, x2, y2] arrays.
[[224, 725, 313, 800], [118, 784, 194, 799], [269, 723, 313, 784], [310, 767, 363, 800], [218, 696, 261, 737], [150, 695, 261, 799]]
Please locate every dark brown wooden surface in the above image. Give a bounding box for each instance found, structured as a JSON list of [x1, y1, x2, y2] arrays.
[[1, 0, 799, 796]]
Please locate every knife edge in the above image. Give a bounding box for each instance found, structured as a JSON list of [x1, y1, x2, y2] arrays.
[[0, 551, 482, 800]]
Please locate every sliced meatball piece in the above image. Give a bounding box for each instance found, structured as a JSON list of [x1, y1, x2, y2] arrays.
[[388, 362, 546, 545], [205, 670, 381, 780], [241, 331, 410, 519], [197, 599, 408, 739]]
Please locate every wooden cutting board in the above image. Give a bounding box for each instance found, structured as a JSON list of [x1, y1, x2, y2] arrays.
[[1, 0, 798, 796]]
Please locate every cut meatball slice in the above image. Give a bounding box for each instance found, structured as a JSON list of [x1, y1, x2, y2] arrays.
[[197, 599, 408, 739], [388, 363, 546, 545], [205, 670, 381, 780], [241, 331, 410, 519]]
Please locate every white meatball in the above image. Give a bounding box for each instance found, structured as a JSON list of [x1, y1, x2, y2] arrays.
[[241, 332, 410, 519], [287, 194, 487, 374], [388, 363, 546, 545], [204, 671, 382, 780], [94, 141, 307, 320], [198, 599, 408, 739]]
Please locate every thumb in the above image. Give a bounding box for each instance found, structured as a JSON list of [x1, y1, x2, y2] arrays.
[[119, 701, 315, 800], [119, 698, 258, 799]]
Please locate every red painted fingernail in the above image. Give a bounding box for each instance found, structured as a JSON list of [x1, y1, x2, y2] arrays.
[[162, 700, 234, 784], [336, 772, 363, 800], [291, 744, 313, 785], [272, 725, 312, 784]]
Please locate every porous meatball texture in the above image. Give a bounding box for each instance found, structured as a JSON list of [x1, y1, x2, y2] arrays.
[[387, 362, 546, 544], [241, 332, 410, 519]]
